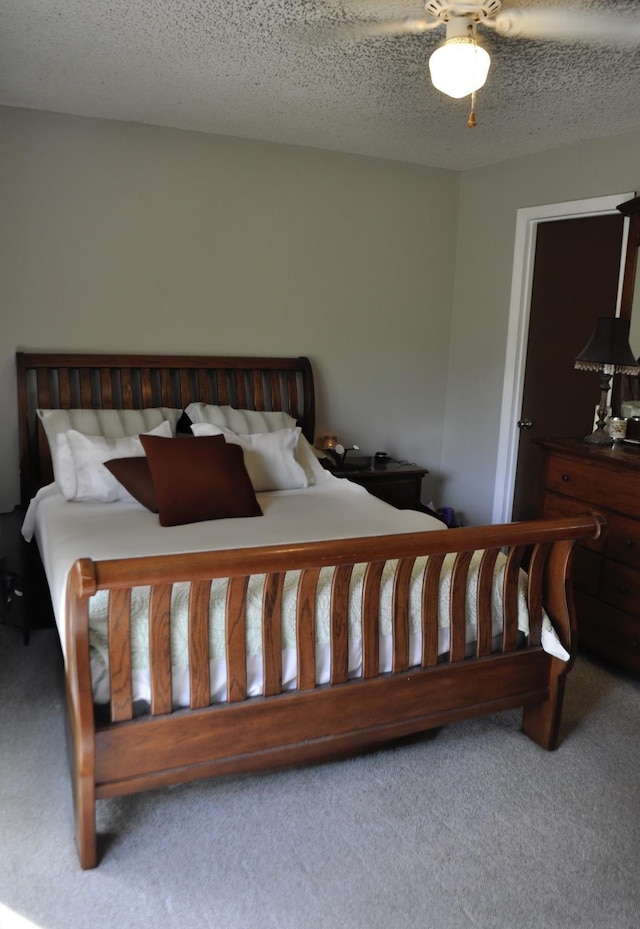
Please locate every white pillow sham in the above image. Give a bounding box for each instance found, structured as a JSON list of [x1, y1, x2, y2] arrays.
[[191, 423, 309, 492], [184, 402, 327, 485], [65, 421, 173, 503], [292, 433, 331, 485], [185, 403, 297, 435], [37, 407, 182, 499]]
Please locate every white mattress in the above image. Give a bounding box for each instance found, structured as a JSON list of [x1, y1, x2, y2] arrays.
[[23, 476, 568, 707]]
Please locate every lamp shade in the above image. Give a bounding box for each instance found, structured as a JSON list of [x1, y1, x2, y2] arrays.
[[574, 317, 639, 374], [429, 38, 490, 98]]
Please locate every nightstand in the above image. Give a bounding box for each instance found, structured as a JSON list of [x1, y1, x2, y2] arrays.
[[0, 507, 29, 643], [331, 457, 429, 511]]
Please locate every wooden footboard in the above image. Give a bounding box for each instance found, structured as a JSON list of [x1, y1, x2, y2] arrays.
[[64, 514, 601, 869]]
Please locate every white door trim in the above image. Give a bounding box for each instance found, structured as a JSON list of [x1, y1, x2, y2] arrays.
[[491, 192, 634, 524]]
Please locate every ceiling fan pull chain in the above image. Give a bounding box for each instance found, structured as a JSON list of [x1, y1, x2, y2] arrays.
[[466, 23, 481, 128], [467, 90, 477, 128]]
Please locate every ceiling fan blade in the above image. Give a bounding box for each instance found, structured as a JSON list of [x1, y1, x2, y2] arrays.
[[493, 9, 640, 45], [316, 17, 436, 41]]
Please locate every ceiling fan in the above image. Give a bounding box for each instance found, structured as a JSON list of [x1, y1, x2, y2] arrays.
[[326, 1, 640, 125]]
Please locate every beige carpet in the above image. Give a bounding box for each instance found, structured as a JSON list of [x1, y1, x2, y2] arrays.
[[1, 625, 639, 929]]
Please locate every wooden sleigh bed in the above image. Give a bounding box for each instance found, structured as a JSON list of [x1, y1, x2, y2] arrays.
[[16, 351, 601, 870]]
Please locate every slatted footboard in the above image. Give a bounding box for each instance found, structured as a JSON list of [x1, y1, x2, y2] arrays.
[[64, 514, 601, 869]]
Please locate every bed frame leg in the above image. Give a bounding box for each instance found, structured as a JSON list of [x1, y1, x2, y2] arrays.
[[73, 772, 98, 870], [65, 684, 98, 869], [521, 661, 567, 751]]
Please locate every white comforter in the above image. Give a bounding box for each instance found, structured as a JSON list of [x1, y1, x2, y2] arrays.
[[23, 475, 568, 706]]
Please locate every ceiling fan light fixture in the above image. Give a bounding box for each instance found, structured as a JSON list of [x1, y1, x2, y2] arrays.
[[428, 17, 491, 99], [429, 36, 491, 98]]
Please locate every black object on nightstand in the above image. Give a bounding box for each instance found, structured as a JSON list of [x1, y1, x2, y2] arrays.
[[331, 456, 429, 511], [0, 508, 29, 644]]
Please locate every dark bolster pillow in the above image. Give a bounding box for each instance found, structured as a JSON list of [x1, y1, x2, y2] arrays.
[[104, 457, 159, 513], [139, 433, 263, 527]]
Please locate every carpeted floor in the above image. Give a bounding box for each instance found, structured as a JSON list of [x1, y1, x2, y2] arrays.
[[1, 624, 639, 929]]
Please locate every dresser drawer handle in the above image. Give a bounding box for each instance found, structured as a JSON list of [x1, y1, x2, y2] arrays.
[[619, 584, 629, 594], [625, 538, 635, 548], [561, 473, 570, 482]]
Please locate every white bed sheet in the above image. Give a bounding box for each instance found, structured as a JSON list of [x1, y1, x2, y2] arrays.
[[22, 474, 439, 652], [23, 475, 568, 707]]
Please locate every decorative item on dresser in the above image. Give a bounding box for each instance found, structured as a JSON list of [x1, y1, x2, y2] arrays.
[[539, 437, 640, 672]]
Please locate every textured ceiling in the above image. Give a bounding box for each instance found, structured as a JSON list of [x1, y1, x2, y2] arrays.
[[2, 0, 640, 170]]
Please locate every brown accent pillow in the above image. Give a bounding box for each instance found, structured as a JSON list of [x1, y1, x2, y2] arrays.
[[139, 433, 263, 527], [104, 457, 159, 512]]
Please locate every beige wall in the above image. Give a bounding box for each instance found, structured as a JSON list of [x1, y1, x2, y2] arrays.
[[0, 106, 459, 511], [443, 128, 640, 524], [4, 106, 640, 525]]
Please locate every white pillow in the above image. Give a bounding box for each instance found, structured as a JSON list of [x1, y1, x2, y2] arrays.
[[37, 407, 182, 499], [294, 434, 332, 485], [191, 423, 309, 492], [184, 403, 326, 485], [185, 403, 297, 434], [65, 420, 173, 503]]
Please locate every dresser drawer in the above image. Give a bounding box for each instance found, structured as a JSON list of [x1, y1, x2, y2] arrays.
[[574, 591, 640, 671], [600, 559, 640, 616], [541, 491, 606, 553], [543, 454, 640, 519], [605, 513, 640, 569], [543, 454, 607, 501], [572, 548, 602, 597]]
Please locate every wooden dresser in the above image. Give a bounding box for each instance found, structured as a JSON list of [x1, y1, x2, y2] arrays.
[[539, 437, 640, 671]]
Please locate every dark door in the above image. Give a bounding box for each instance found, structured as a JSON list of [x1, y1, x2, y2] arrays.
[[511, 213, 624, 522]]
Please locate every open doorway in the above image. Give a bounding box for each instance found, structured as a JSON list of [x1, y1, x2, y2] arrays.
[[492, 192, 633, 524]]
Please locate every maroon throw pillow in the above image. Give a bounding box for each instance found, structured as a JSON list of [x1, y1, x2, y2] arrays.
[[104, 457, 159, 512], [139, 433, 263, 527]]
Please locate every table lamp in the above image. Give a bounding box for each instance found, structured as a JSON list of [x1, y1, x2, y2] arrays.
[[574, 316, 640, 444]]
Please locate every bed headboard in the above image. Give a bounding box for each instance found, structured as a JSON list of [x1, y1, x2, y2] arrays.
[[16, 352, 316, 507]]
